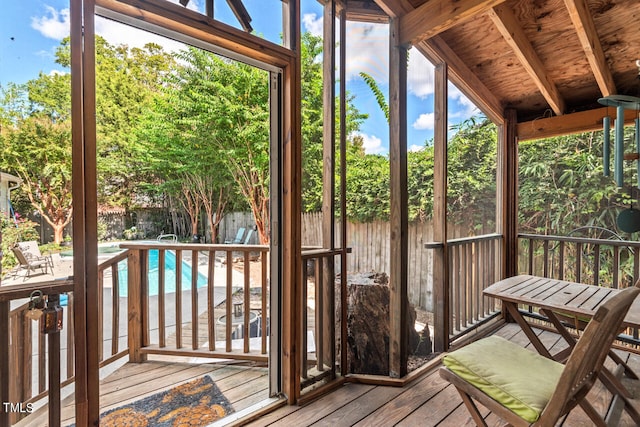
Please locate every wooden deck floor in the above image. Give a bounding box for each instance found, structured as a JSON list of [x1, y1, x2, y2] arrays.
[[15, 358, 269, 426], [245, 323, 640, 427], [12, 323, 640, 426]]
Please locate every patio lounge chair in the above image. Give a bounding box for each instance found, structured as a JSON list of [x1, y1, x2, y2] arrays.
[[242, 228, 255, 244], [16, 240, 54, 270], [225, 227, 246, 244], [12, 245, 50, 280], [439, 284, 640, 426]]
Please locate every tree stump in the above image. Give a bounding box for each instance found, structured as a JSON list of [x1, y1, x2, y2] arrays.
[[344, 272, 431, 375]]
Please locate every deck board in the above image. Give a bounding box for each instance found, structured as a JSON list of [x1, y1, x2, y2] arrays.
[[14, 360, 268, 426], [12, 323, 640, 427], [247, 323, 640, 427]]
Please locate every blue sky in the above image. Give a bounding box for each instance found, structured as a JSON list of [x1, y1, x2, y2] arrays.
[[1, 0, 479, 154]]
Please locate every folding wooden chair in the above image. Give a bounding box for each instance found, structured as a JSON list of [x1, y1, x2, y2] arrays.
[[439, 285, 640, 426]]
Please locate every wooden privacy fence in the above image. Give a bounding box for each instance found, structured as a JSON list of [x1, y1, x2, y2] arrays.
[[303, 212, 470, 312]]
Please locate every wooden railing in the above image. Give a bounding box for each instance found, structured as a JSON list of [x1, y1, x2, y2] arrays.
[[97, 250, 131, 366], [119, 242, 270, 363], [426, 233, 504, 344], [518, 233, 640, 288], [518, 233, 640, 344], [299, 248, 346, 391], [0, 279, 74, 427]]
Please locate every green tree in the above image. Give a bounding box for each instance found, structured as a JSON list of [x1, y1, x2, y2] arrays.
[[1, 116, 72, 243]]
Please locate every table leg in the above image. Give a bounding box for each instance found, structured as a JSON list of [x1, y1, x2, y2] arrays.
[[504, 302, 553, 359]]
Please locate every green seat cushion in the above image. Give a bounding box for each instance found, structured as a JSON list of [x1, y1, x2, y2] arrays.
[[442, 335, 564, 423]]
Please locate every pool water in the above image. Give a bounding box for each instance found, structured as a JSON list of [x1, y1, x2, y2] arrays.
[[117, 249, 208, 296]]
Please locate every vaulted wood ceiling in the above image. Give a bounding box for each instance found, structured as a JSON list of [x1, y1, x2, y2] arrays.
[[344, 0, 640, 128]]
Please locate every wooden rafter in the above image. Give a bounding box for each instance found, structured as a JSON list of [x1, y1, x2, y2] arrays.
[[373, 0, 504, 122], [398, 0, 505, 47], [488, 4, 566, 116], [563, 0, 616, 97], [226, 0, 253, 33]]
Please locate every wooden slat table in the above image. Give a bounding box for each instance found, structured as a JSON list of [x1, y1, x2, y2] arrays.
[[484, 274, 640, 419]]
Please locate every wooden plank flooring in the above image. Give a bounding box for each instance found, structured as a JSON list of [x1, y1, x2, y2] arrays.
[[14, 359, 269, 426], [245, 323, 640, 427], [12, 323, 640, 426]]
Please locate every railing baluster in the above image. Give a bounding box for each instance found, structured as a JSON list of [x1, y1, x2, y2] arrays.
[[543, 240, 549, 278], [613, 246, 620, 289], [261, 252, 268, 354], [158, 249, 166, 348], [98, 270, 104, 362], [243, 251, 250, 354], [528, 238, 534, 274], [558, 241, 565, 280], [67, 294, 75, 379], [175, 249, 183, 349], [111, 263, 119, 355], [316, 257, 324, 371], [301, 258, 308, 379], [454, 245, 461, 333], [208, 250, 216, 352], [192, 249, 199, 350], [226, 250, 232, 353], [576, 242, 582, 283], [594, 244, 600, 286]]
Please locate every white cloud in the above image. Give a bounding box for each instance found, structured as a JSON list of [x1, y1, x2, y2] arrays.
[[31, 6, 70, 40], [409, 144, 424, 152], [302, 13, 323, 37], [449, 84, 481, 119], [412, 112, 434, 130], [31, 4, 190, 53], [354, 132, 385, 155], [407, 51, 434, 99], [344, 22, 388, 82]]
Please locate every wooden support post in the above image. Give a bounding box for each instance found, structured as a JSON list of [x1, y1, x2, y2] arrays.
[[389, 17, 409, 378], [339, 4, 349, 378], [501, 109, 518, 278], [433, 62, 449, 353], [71, 0, 100, 424], [281, 0, 302, 404], [321, 0, 336, 375]]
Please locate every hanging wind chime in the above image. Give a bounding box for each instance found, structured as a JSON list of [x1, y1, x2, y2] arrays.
[[598, 61, 640, 232]]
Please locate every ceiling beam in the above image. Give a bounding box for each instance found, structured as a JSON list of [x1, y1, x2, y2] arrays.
[[563, 0, 616, 97], [517, 107, 639, 141], [399, 0, 506, 47], [488, 4, 566, 116]]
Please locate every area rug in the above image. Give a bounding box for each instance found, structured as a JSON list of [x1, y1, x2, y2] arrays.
[[96, 375, 233, 427]]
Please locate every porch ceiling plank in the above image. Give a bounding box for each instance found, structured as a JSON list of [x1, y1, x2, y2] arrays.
[[95, 0, 294, 68], [398, 0, 506, 47], [416, 38, 504, 124], [563, 0, 616, 97], [374, 0, 504, 124], [344, 0, 389, 23], [488, 4, 566, 116]]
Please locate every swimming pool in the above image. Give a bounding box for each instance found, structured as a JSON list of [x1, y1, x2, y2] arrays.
[[117, 249, 208, 296]]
